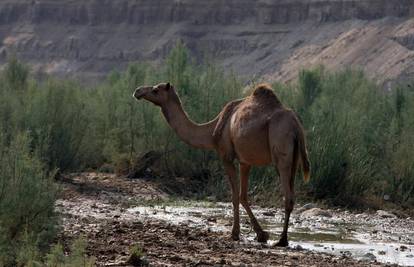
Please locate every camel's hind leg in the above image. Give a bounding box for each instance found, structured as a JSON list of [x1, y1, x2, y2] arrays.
[[240, 163, 269, 243], [223, 161, 240, 241], [272, 137, 299, 247]]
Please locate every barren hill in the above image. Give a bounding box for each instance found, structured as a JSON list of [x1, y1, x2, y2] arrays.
[[1, 0, 414, 86]]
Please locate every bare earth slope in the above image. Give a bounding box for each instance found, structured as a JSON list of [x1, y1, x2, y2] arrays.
[[0, 0, 414, 86]]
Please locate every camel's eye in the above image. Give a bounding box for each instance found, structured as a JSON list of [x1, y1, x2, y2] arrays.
[[152, 89, 159, 95]]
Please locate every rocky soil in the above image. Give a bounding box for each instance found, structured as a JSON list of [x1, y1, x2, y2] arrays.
[[56, 173, 414, 266], [0, 0, 414, 86]]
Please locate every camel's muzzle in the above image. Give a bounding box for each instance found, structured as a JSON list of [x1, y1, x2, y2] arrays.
[[133, 86, 149, 100]]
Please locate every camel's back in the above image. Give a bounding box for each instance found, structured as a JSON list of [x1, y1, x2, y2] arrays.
[[251, 84, 281, 105], [233, 84, 283, 127], [228, 84, 284, 165]]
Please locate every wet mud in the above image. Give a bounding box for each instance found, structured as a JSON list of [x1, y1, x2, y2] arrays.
[[57, 173, 413, 266]]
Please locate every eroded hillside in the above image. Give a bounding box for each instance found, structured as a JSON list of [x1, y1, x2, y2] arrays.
[[0, 0, 413, 85]]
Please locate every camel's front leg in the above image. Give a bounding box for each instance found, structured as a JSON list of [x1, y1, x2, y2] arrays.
[[223, 161, 240, 241], [240, 163, 269, 243]]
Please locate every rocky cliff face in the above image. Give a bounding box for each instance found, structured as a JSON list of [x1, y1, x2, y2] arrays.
[[1, 0, 414, 85]]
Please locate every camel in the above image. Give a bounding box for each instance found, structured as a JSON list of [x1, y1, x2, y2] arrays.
[[133, 82, 310, 246]]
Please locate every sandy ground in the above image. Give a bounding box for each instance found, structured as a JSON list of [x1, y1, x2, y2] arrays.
[[56, 173, 401, 267]]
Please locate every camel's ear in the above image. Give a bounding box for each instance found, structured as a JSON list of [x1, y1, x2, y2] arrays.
[[166, 82, 171, 90]]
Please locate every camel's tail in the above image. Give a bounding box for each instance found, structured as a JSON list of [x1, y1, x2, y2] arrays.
[[297, 125, 310, 183]]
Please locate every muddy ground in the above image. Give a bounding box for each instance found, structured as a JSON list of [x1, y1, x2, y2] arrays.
[[56, 173, 412, 266]]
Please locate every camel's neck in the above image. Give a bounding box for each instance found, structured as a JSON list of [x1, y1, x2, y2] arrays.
[[161, 101, 218, 150]]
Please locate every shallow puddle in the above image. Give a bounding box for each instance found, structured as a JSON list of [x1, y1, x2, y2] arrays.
[[127, 202, 414, 266], [293, 242, 414, 266]]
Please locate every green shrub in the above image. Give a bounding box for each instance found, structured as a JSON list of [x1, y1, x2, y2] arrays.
[[385, 86, 414, 204], [46, 238, 95, 267], [272, 68, 414, 206], [4, 55, 29, 92], [1, 44, 414, 212], [0, 133, 58, 266], [25, 79, 89, 171], [303, 70, 381, 204]]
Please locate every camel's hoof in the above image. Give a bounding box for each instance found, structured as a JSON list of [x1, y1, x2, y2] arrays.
[[274, 236, 288, 247], [256, 231, 269, 243], [231, 229, 240, 241], [231, 233, 240, 241]]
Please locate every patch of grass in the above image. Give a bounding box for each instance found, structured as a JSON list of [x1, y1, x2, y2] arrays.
[[46, 238, 95, 267], [127, 244, 148, 267]]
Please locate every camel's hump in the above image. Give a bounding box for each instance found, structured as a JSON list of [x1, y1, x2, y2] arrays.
[[251, 83, 276, 98], [250, 83, 282, 108]]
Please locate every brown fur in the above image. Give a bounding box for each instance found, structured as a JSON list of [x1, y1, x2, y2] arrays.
[[213, 99, 243, 143], [133, 82, 310, 246], [251, 83, 282, 106]]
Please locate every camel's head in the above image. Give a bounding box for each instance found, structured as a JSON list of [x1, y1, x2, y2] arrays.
[[133, 82, 177, 106]]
